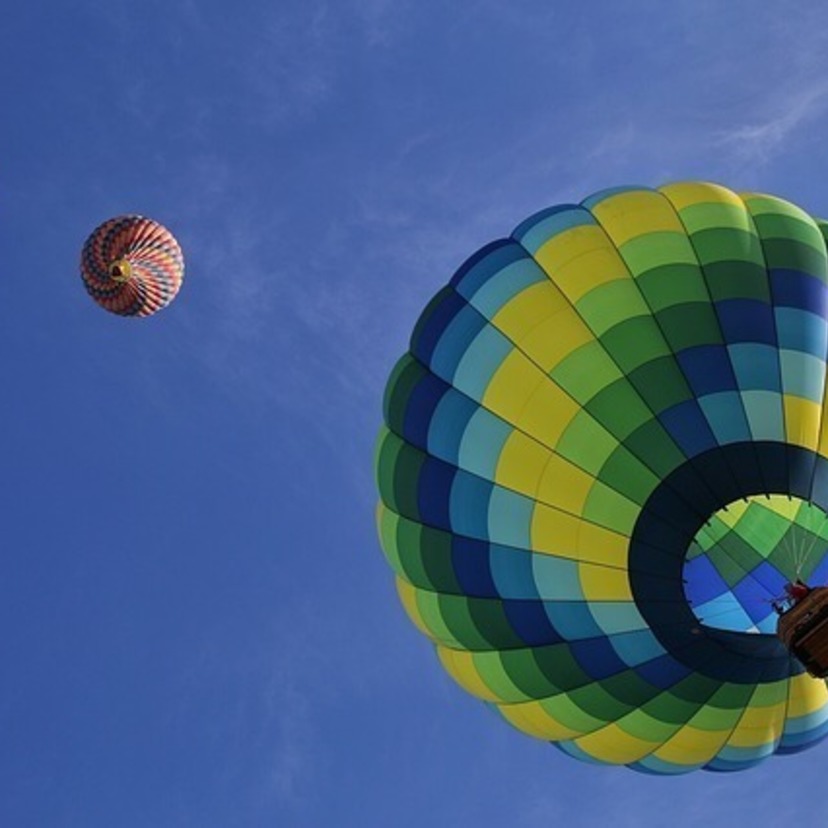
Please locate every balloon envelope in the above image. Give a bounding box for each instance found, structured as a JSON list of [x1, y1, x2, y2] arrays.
[[81, 215, 184, 317], [376, 182, 828, 773]]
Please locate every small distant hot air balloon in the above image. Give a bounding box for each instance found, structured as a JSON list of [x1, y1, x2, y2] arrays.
[[81, 215, 184, 317]]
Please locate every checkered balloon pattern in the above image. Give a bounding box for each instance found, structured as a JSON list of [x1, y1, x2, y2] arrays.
[[376, 182, 828, 773], [81, 215, 184, 317]]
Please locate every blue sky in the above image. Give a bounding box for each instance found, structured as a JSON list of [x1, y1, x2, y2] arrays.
[[2, 2, 828, 825]]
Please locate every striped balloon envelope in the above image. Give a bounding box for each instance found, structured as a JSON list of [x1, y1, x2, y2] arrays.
[[81, 215, 184, 317], [375, 182, 828, 773]]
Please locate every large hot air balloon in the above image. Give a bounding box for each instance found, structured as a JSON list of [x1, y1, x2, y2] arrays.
[[81, 215, 184, 317], [375, 182, 828, 773]]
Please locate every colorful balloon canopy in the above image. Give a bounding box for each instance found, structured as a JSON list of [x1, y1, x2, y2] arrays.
[[81, 215, 184, 317], [375, 182, 828, 774]]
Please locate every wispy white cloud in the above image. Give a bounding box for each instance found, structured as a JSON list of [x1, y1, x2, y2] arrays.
[[350, 0, 413, 46], [240, 1, 418, 127], [259, 668, 315, 805], [714, 81, 828, 167], [167, 598, 339, 821]]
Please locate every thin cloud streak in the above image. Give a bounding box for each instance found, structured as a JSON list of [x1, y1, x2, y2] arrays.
[[715, 82, 828, 166]]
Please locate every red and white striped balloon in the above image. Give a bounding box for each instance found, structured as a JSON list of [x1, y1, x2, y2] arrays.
[[81, 215, 184, 317]]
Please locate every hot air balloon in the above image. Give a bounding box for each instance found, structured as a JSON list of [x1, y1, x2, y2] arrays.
[[375, 182, 828, 773], [81, 215, 184, 317]]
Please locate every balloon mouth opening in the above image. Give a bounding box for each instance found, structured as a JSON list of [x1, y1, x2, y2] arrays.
[[109, 259, 132, 282], [682, 495, 828, 635]]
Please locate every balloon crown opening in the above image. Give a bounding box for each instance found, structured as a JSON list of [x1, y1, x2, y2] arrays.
[[109, 259, 133, 283], [683, 495, 828, 634]]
